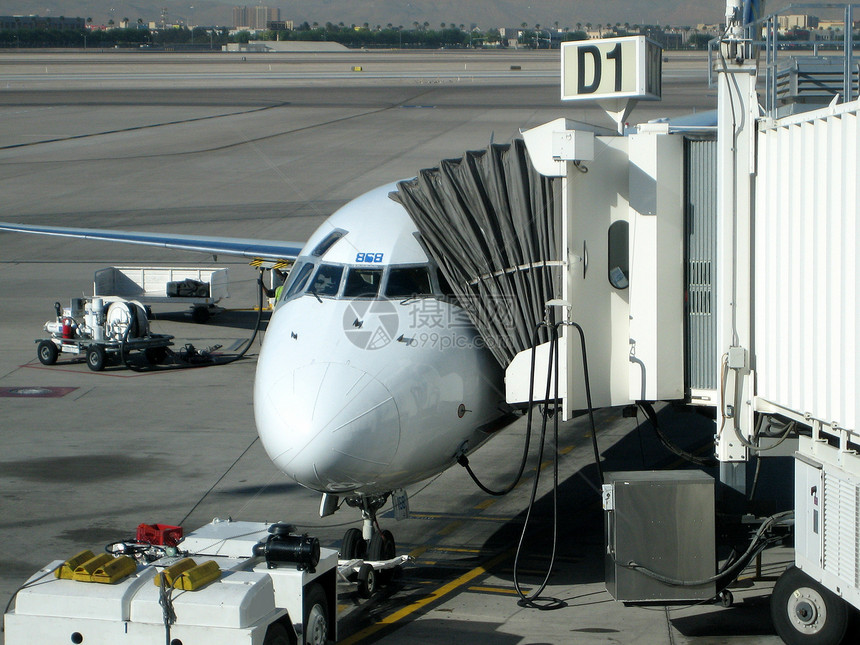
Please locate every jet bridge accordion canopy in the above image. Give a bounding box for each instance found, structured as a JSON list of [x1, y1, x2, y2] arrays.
[[394, 139, 562, 368]]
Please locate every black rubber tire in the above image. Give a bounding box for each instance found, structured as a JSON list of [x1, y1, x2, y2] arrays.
[[357, 563, 376, 599], [191, 306, 210, 324], [771, 566, 850, 645], [341, 528, 366, 560], [367, 529, 395, 561], [302, 583, 329, 645], [263, 621, 293, 645], [86, 345, 107, 371], [37, 340, 58, 365]]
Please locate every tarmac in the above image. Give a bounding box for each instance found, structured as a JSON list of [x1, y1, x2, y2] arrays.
[[0, 49, 789, 644]]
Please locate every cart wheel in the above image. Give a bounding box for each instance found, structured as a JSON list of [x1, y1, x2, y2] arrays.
[[357, 563, 376, 599], [86, 345, 107, 371], [341, 528, 366, 560], [37, 340, 58, 365], [771, 566, 850, 645], [145, 346, 169, 365], [303, 583, 330, 645], [191, 306, 210, 324]]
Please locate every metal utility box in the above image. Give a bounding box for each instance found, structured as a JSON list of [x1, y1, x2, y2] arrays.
[[604, 470, 715, 602]]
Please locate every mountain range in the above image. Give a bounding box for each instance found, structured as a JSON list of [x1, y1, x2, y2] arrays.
[[3, 0, 796, 30]]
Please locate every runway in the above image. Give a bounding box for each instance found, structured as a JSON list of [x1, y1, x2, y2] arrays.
[[0, 50, 784, 644]]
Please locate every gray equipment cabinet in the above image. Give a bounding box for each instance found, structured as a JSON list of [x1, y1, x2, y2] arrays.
[[603, 470, 715, 603]]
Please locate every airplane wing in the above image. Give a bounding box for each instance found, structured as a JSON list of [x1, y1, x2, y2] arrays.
[[0, 222, 304, 264]]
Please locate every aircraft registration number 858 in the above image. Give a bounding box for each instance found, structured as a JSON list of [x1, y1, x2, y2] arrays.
[[356, 252, 384, 263]]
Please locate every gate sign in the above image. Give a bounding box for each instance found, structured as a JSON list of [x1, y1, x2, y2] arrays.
[[561, 36, 662, 101]]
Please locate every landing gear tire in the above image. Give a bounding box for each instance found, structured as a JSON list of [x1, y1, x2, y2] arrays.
[[771, 566, 850, 645], [367, 529, 395, 561], [368, 529, 396, 585], [86, 345, 106, 371], [341, 527, 366, 560], [262, 621, 291, 645], [37, 340, 58, 365], [302, 583, 329, 645], [357, 563, 376, 598]]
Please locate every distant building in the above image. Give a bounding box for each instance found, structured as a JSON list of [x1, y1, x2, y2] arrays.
[[267, 20, 294, 31], [233, 5, 280, 30], [0, 15, 85, 30], [778, 14, 820, 30]]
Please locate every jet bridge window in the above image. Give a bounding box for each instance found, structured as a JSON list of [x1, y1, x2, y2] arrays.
[[344, 267, 383, 298], [385, 266, 433, 298], [607, 220, 629, 290], [283, 261, 314, 301], [309, 264, 343, 297]]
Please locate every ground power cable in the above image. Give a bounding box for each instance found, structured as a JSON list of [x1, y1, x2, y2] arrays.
[[458, 318, 603, 611], [118, 267, 267, 372]]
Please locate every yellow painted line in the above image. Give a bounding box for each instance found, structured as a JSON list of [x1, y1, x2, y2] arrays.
[[409, 512, 516, 523], [428, 546, 482, 554], [337, 548, 513, 645], [560, 445, 574, 455], [468, 585, 530, 595], [436, 520, 463, 536], [409, 545, 429, 559], [474, 498, 496, 510]]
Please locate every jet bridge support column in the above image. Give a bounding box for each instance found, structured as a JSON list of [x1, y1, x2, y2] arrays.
[[714, 48, 758, 494]]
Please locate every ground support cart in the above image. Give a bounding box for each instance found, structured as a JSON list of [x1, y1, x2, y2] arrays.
[[36, 333, 174, 372], [3, 519, 337, 645], [94, 266, 230, 323], [337, 555, 410, 598]]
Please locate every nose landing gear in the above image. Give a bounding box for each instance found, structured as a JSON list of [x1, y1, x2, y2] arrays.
[[341, 494, 397, 561], [337, 494, 404, 595]]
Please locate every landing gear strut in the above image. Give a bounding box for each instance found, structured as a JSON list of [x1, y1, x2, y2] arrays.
[[336, 493, 403, 595], [340, 494, 396, 561]]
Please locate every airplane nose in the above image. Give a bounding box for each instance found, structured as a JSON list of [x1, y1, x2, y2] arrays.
[[254, 361, 401, 491]]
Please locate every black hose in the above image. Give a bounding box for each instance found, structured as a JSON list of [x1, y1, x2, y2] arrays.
[[564, 320, 603, 485], [638, 401, 717, 468], [513, 322, 564, 610], [119, 268, 267, 372], [620, 510, 793, 591], [457, 321, 549, 496]]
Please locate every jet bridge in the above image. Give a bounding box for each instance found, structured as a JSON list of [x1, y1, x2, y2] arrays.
[[395, 119, 695, 417], [398, 6, 860, 642]]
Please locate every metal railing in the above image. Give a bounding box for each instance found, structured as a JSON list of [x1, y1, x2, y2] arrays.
[[709, 4, 859, 117]]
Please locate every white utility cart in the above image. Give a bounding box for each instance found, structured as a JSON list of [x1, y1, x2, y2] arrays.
[[94, 266, 230, 323], [3, 519, 337, 645]]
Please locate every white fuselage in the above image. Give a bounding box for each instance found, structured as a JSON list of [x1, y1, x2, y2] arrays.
[[253, 184, 505, 496]]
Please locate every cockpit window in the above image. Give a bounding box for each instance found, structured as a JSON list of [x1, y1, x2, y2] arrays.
[[311, 230, 346, 257], [385, 266, 433, 298], [309, 264, 343, 297], [343, 267, 383, 298], [283, 261, 314, 300]]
